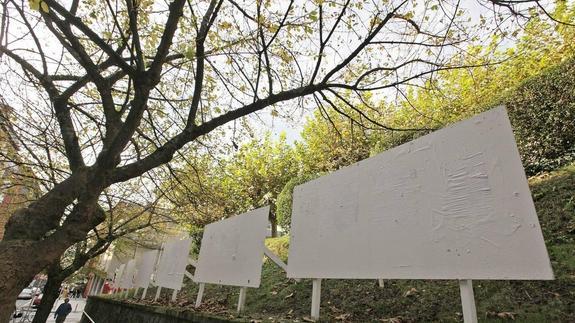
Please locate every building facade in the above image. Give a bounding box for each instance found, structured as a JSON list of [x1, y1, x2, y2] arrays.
[[0, 103, 38, 239]]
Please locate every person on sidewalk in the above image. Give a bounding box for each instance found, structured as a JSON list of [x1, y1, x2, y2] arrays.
[[54, 298, 72, 323]]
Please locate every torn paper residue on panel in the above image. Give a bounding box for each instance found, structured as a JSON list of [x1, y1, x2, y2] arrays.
[[432, 151, 495, 246]]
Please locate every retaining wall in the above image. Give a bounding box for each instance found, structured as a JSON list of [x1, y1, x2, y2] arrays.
[[81, 296, 243, 323]]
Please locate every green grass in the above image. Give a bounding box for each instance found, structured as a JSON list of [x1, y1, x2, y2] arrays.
[[124, 164, 575, 322]]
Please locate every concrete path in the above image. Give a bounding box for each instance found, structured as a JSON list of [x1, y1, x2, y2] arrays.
[[13, 298, 86, 323]]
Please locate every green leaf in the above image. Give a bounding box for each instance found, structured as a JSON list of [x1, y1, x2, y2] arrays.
[[309, 10, 318, 22]]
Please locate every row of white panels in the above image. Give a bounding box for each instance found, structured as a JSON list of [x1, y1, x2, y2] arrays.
[[105, 107, 554, 322]]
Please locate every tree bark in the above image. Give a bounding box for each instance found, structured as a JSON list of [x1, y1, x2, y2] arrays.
[[0, 193, 105, 323], [31, 273, 64, 323], [269, 209, 278, 238], [0, 240, 63, 323]]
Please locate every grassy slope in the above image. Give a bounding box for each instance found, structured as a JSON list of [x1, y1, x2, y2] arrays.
[[134, 164, 575, 322]]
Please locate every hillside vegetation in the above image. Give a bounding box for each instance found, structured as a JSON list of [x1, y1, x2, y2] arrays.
[[125, 163, 575, 322]]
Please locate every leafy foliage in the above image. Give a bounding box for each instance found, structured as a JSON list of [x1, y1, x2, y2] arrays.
[[219, 133, 298, 218], [276, 173, 321, 231], [296, 107, 374, 174], [504, 59, 575, 175], [167, 132, 298, 238]]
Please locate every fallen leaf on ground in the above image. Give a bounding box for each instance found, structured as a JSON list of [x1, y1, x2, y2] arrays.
[[329, 305, 342, 313], [335, 313, 351, 320], [486, 311, 516, 320], [379, 316, 406, 323], [404, 287, 418, 297]]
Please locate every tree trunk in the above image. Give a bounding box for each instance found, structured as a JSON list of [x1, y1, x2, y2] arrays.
[[0, 194, 105, 323], [0, 240, 54, 323], [31, 274, 64, 323], [269, 209, 278, 238]]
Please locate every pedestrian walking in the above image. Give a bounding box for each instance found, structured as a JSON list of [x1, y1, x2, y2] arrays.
[[54, 298, 72, 323]]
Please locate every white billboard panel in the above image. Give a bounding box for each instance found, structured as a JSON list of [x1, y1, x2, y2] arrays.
[[155, 237, 192, 290], [287, 107, 553, 280], [134, 249, 159, 288], [114, 263, 125, 286], [194, 207, 269, 288], [118, 259, 136, 288], [105, 254, 123, 279]]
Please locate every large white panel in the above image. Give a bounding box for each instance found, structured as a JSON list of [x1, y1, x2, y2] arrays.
[[134, 249, 159, 288], [154, 237, 192, 290], [194, 207, 269, 288], [118, 259, 136, 288], [105, 254, 123, 279], [287, 107, 553, 280], [114, 264, 125, 286]]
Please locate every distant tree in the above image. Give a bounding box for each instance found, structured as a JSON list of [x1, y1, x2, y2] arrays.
[[168, 133, 297, 237], [222, 133, 298, 236]]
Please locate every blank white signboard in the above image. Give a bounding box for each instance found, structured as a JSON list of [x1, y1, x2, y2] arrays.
[[114, 264, 125, 286], [105, 254, 122, 279], [287, 107, 553, 280], [118, 259, 136, 288], [134, 249, 158, 288], [155, 237, 192, 290], [194, 206, 269, 288]]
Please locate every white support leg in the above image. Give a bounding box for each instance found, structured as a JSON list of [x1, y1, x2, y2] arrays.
[[195, 283, 205, 308], [98, 277, 103, 295], [87, 278, 95, 296], [98, 279, 105, 295], [311, 279, 322, 320], [141, 287, 148, 300], [92, 279, 102, 295], [96, 277, 102, 295], [133, 287, 139, 299], [87, 278, 94, 296], [459, 280, 478, 323], [378, 279, 385, 288], [237, 287, 247, 313], [154, 287, 162, 301], [171, 289, 178, 302]]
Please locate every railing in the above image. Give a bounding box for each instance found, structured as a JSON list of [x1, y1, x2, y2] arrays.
[[81, 311, 96, 323]]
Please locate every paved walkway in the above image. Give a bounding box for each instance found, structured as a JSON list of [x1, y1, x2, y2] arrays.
[[13, 298, 86, 323]]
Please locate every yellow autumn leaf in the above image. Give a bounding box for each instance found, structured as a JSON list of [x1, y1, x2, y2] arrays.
[[40, 1, 49, 13], [29, 0, 40, 11]]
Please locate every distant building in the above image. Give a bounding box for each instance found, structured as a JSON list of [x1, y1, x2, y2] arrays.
[[0, 102, 39, 239]]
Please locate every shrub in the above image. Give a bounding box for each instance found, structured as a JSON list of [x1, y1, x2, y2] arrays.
[[276, 173, 321, 231], [504, 58, 575, 175]]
